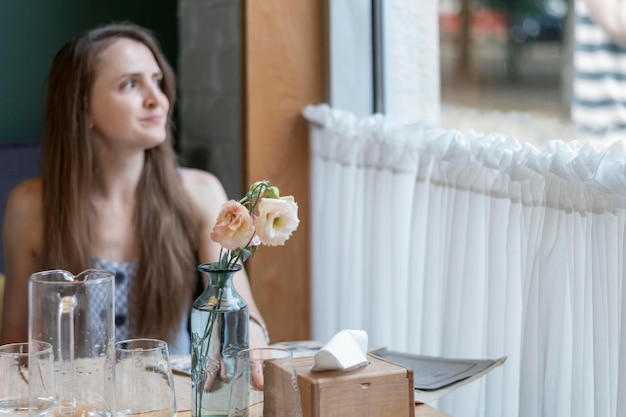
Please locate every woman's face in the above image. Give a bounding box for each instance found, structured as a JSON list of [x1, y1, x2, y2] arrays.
[[89, 38, 170, 152]]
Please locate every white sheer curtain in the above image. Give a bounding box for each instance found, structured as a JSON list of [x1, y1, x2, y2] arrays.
[[303, 104, 626, 417]]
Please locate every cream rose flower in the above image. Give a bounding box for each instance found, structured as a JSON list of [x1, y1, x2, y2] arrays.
[[254, 196, 300, 246], [210, 200, 255, 250]]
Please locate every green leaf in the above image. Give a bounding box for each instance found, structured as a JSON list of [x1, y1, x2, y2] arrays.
[[240, 248, 251, 262]]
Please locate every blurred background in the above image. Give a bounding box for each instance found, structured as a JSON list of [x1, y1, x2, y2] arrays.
[[438, 0, 573, 141], [0, 0, 573, 146], [440, 0, 569, 114]]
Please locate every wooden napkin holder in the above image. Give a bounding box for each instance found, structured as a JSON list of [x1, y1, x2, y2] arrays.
[[268, 354, 414, 417]]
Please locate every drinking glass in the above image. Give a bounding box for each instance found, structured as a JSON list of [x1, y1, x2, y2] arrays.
[[229, 347, 302, 417], [0, 341, 54, 417], [115, 339, 176, 417]]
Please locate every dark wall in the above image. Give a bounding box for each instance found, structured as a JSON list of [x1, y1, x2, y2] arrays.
[[0, 0, 178, 144]]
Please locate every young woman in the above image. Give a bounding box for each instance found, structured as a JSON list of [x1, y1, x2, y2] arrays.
[[0, 23, 269, 354]]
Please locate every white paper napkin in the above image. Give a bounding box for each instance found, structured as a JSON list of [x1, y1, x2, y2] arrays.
[[312, 329, 369, 371]]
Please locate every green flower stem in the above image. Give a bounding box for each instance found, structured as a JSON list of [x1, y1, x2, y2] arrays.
[[193, 281, 225, 417], [239, 181, 272, 214]]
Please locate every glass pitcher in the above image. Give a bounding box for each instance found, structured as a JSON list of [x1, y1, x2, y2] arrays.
[[29, 269, 115, 417]]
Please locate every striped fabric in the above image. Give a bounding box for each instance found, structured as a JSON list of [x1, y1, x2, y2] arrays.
[[572, 0, 626, 136]]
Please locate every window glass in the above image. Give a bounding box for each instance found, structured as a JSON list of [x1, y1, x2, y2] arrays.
[[439, 0, 572, 143]]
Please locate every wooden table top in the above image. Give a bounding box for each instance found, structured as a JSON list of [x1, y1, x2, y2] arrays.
[[176, 404, 448, 417], [173, 374, 451, 417]]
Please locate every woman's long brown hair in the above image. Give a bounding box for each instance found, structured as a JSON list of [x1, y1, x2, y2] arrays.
[[40, 23, 200, 342]]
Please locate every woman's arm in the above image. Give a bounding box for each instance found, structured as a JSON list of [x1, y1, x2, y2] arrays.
[[180, 169, 270, 348], [0, 178, 43, 344], [583, 0, 626, 46]]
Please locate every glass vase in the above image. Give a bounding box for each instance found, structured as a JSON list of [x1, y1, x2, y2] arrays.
[[191, 263, 249, 417]]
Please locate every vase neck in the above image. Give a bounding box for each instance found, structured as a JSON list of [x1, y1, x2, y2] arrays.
[[198, 263, 242, 277], [206, 272, 235, 288], [194, 266, 246, 310]]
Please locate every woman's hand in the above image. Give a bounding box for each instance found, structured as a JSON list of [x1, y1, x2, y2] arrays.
[[249, 316, 270, 389], [248, 313, 270, 349]]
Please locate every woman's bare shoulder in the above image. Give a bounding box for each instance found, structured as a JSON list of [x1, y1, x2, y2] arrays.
[[5, 177, 42, 214], [178, 168, 229, 217], [3, 177, 43, 262], [179, 168, 227, 198]]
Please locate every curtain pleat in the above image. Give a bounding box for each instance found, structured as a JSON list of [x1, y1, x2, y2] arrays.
[[303, 104, 626, 417]]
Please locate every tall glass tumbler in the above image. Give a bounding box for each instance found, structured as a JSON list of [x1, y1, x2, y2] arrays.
[[115, 339, 177, 417], [229, 348, 302, 417]]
